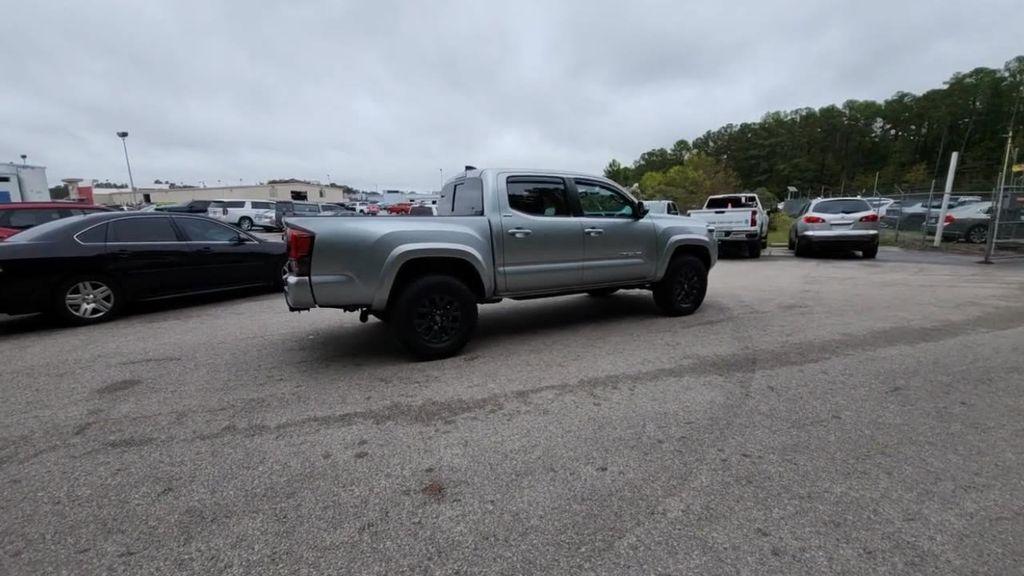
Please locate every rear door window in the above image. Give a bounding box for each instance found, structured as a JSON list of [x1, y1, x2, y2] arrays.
[[252, 201, 273, 210], [224, 201, 246, 209], [813, 199, 871, 214], [507, 177, 570, 217], [109, 217, 179, 242]]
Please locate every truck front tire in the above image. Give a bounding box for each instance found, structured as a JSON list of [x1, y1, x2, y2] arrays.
[[653, 255, 707, 317], [389, 275, 478, 360]]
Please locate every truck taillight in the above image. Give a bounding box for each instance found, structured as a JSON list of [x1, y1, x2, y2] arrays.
[[803, 215, 825, 224], [286, 228, 315, 276], [859, 213, 879, 222], [750, 210, 757, 227], [944, 214, 956, 224]]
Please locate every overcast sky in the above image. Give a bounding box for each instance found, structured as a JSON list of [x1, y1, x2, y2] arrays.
[[2, 1, 1020, 191]]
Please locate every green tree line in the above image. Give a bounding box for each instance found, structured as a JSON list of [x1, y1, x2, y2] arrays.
[[606, 55, 1024, 208]]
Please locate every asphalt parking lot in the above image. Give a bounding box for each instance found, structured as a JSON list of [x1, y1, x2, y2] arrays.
[[2, 248, 1023, 575]]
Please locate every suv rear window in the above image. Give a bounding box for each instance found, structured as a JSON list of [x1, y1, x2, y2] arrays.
[[813, 199, 871, 214], [705, 196, 757, 209], [224, 201, 246, 208]]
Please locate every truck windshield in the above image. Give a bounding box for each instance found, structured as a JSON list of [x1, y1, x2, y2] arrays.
[[705, 196, 756, 209]]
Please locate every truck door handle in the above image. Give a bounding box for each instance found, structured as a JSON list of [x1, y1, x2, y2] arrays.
[[507, 228, 532, 238], [584, 228, 604, 236]]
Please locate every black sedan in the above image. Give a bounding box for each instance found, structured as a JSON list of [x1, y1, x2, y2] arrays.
[[0, 212, 286, 325]]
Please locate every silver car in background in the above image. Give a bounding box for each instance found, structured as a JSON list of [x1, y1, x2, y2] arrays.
[[789, 197, 879, 258], [923, 202, 993, 244]]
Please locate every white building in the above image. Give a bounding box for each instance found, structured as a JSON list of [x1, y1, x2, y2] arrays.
[[92, 180, 355, 206], [0, 163, 49, 202]]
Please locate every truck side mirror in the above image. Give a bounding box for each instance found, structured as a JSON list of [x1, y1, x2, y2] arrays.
[[635, 201, 649, 220]]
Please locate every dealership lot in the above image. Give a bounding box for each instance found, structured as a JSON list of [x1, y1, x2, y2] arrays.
[[2, 249, 1023, 575]]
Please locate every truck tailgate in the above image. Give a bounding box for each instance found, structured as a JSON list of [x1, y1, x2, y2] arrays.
[[688, 209, 754, 229]]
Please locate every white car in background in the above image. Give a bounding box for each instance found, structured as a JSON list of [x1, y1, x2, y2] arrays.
[[643, 200, 681, 215], [207, 199, 276, 231]]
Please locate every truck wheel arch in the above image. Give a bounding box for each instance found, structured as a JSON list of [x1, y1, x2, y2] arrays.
[[657, 241, 711, 280], [380, 253, 488, 311]]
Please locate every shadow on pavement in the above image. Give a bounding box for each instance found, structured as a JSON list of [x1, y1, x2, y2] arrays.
[[0, 286, 277, 338], [301, 291, 728, 364]]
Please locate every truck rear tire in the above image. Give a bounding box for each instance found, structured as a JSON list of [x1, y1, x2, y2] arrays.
[[747, 240, 762, 259], [653, 255, 707, 317], [389, 275, 478, 360]]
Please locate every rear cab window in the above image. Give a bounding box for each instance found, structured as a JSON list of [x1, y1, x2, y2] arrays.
[[705, 196, 757, 209], [813, 199, 872, 214]]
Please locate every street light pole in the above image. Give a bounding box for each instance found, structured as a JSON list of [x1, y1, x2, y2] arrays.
[[20, 154, 27, 165], [116, 131, 137, 205]]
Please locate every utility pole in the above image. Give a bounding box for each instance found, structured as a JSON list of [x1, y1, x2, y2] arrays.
[[116, 131, 137, 205]]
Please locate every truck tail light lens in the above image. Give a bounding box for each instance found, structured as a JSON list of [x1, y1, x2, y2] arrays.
[[750, 210, 757, 227], [286, 228, 315, 276], [944, 214, 956, 224], [859, 213, 879, 222], [803, 215, 825, 224]]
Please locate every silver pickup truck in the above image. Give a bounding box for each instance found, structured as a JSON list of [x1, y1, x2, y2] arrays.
[[284, 168, 717, 359]]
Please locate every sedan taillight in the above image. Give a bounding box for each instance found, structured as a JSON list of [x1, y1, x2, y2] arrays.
[[803, 215, 825, 224], [859, 213, 879, 222], [286, 228, 315, 276], [944, 214, 956, 224]]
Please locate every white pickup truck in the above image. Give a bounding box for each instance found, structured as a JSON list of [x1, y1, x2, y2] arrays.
[[687, 194, 769, 258]]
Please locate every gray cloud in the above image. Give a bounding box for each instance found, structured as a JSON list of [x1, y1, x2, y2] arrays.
[[1, 0, 1019, 191]]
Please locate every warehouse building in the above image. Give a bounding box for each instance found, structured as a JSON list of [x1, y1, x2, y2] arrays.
[[92, 180, 354, 206], [0, 163, 49, 202]]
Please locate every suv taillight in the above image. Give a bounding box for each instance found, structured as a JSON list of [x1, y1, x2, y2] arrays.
[[750, 210, 757, 227], [803, 215, 825, 224], [286, 228, 315, 276], [859, 213, 879, 222], [944, 214, 955, 224]]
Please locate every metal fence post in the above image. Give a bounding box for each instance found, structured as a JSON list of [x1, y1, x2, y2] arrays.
[[984, 129, 1014, 264]]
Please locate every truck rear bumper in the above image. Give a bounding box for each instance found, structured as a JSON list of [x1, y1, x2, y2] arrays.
[[714, 229, 760, 241], [285, 276, 316, 310]]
